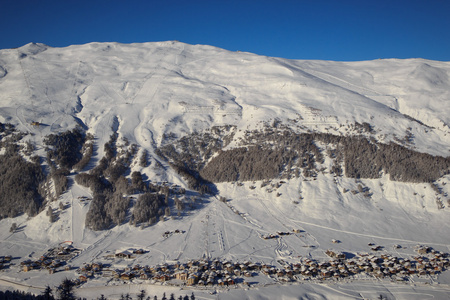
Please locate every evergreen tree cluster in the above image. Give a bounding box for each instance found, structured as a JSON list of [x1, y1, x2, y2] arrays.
[[314, 132, 450, 182], [51, 168, 70, 198], [131, 192, 165, 225], [0, 290, 52, 300], [44, 128, 85, 170], [73, 133, 95, 172], [78, 133, 170, 230], [77, 133, 135, 230], [0, 139, 45, 218], [0, 283, 195, 300], [160, 125, 450, 184], [156, 126, 235, 194], [169, 162, 215, 194], [121, 291, 195, 300], [200, 128, 323, 182]]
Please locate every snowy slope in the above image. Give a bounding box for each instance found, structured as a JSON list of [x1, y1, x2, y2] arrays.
[[0, 41, 449, 299]]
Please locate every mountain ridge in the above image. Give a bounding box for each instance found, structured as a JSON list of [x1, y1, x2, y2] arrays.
[[0, 41, 449, 298]]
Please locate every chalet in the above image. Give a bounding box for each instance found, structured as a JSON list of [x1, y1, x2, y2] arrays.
[[78, 275, 87, 282], [325, 250, 337, 258], [115, 250, 133, 259], [160, 263, 169, 272], [120, 273, 133, 281], [42, 259, 52, 266], [23, 265, 33, 272], [154, 273, 170, 282], [175, 271, 188, 281], [226, 277, 235, 285], [187, 274, 199, 285], [101, 269, 115, 277], [340, 270, 349, 277], [51, 260, 61, 268], [416, 246, 430, 255], [243, 271, 252, 277]]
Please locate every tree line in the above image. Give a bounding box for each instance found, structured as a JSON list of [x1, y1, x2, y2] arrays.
[[0, 124, 45, 218], [0, 278, 196, 300], [158, 125, 450, 184], [76, 133, 171, 230]]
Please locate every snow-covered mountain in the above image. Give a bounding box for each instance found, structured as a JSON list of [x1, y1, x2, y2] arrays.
[[0, 41, 449, 299]]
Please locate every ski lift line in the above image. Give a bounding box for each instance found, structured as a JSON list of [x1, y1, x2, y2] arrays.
[[16, 51, 38, 128], [218, 203, 232, 254], [65, 60, 82, 113], [16, 51, 50, 128], [16, 50, 33, 98], [70, 189, 75, 243], [28, 54, 54, 114]]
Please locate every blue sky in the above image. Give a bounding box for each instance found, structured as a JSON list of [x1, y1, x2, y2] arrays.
[[1, 0, 449, 61]]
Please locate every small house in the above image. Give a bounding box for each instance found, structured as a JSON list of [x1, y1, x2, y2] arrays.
[[23, 265, 32, 272], [115, 250, 133, 259], [175, 271, 188, 281], [187, 274, 199, 285]]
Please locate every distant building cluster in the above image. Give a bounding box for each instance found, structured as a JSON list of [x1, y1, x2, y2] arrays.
[[20, 243, 79, 274], [69, 244, 449, 286]]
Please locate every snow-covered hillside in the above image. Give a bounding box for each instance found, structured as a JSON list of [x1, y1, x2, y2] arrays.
[[0, 41, 449, 299]]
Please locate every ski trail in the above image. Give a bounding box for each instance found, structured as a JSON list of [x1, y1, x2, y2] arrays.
[[291, 218, 450, 247], [175, 222, 192, 260], [257, 196, 317, 249], [27, 55, 54, 114], [218, 202, 231, 254], [132, 43, 186, 151]]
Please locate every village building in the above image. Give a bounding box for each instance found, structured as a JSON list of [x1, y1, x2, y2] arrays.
[[175, 271, 188, 281], [187, 274, 199, 285], [115, 250, 133, 259]]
